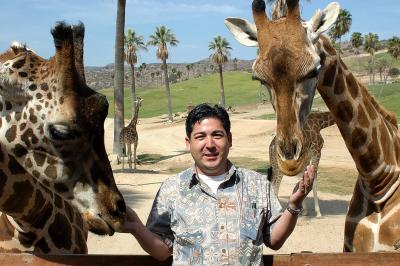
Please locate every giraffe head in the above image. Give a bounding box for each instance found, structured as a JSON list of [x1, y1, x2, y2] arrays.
[[225, 0, 339, 175], [0, 22, 125, 235]]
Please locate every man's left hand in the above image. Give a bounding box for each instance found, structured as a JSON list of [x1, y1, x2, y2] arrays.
[[288, 164, 316, 208]]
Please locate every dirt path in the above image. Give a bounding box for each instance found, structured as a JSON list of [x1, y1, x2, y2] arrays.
[[87, 104, 354, 254]]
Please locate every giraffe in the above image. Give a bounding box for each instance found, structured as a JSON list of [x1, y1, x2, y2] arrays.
[[118, 97, 143, 169], [0, 22, 126, 237], [269, 111, 335, 217], [225, 0, 400, 252]]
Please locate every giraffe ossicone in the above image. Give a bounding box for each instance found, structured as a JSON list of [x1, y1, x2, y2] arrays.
[[0, 21, 126, 243]]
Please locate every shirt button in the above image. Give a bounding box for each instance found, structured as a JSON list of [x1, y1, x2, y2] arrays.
[[220, 225, 224, 229], [222, 249, 226, 253]]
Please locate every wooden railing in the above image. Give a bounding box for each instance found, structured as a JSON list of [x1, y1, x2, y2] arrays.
[[1, 253, 400, 266]]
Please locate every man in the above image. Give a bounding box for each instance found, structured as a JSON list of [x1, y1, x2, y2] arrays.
[[123, 103, 315, 265]]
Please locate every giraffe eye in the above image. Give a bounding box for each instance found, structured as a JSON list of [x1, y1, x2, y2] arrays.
[[48, 124, 81, 141]]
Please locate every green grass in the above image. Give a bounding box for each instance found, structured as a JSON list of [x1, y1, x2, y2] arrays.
[[100, 71, 261, 119], [100, 67, 400, 120], [230, 157, 358, 195], [343, 51, 400, 73]]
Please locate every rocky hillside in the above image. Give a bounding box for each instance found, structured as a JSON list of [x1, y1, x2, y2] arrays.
[[85, 58, 253, 90]]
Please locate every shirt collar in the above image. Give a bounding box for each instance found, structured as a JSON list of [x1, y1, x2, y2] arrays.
[[189, 160, 237, 189]]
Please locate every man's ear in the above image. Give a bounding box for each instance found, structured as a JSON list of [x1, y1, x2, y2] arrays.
[[185, 136, 191, 150], [228, 132, 233, 148]]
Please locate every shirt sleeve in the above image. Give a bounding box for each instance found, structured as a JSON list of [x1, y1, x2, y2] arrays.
[[146, 181, 175, 249]]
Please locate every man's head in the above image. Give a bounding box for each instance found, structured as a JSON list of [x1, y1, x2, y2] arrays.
[[185, 103, 232, 176]]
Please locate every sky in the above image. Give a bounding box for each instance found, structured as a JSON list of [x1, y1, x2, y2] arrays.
[[0, 0, 398, 66]]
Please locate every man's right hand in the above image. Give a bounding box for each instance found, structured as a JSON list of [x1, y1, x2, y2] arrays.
[[122, 206, 143, 234]]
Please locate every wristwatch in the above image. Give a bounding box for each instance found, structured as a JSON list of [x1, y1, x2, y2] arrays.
[[286, 204, 303, 216]]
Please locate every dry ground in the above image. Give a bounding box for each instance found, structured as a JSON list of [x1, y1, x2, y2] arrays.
[[87, 104, 356, 255]]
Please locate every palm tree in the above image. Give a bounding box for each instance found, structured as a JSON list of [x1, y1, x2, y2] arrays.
[[125, 28, 147, 119], [233, 58, 238, 71], [113, 0, 126, 156], [382, 36, 400, 85], [350, 32, 363, 55], [147, 26, 179, 122], [388, 36, 400, 61], [329, 9, 352, 53], [364, 33, 380, 85], [209, 36, 232, 108]]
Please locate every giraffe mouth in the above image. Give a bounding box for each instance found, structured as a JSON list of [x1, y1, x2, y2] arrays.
[[277, 155, 306, 176], [84, 213, 118, 236]]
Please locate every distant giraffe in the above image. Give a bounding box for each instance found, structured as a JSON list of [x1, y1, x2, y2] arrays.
[[119, 97, 143, 169], [269, 111, 335, 216]]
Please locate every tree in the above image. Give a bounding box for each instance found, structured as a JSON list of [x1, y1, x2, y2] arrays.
[[329, 9, 352, 54], [364, 33, 380, 85], [147, 26, 179, 122], [209, 36, 232, 108], [233, 57, 238, 71], [388, 36, 400, 61], [350, 32, 363, 55], [125, 28, 147, 119], [113, 0, 126, 156]]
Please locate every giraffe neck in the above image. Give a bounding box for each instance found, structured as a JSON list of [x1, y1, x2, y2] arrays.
[[305, 111, 335, 132], [129, 103, 140, 127], [317, 38, 400, 199], [0, 149, 88, 253]]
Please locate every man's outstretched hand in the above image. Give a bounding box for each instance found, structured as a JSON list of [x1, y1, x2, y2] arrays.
[[288, 165, 316, 208]]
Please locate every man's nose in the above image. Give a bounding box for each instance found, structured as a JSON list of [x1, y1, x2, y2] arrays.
[[205, 136, 215, 147]]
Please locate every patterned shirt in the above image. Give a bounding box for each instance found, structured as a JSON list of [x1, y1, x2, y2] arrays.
[[146, 162, 283, 266]]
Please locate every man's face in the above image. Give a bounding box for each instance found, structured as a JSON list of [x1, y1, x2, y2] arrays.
[[185, 117, 232, 176]]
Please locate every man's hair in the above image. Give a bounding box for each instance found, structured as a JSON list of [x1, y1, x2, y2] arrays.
[[185, 103, 231, 137]]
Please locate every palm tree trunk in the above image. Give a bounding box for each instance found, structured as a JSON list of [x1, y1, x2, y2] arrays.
[[372, 54, 376, 85], [218, 64, 226, 108], [163, 60, 173, 121], [130, 64, 137, 119], [113, 0, 126, 155]]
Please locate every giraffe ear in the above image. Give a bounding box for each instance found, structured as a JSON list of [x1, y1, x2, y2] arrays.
[[224, 17, 258, 47], [306, 2, 340, 42]]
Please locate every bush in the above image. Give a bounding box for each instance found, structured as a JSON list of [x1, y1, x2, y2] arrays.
[[389, 67, 400, 78]]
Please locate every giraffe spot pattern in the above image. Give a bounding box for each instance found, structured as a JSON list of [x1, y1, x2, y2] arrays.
[[44, 165, 57, 179], [32, 202, 53, 229], [23, 189, 45, 223], [351, 127, 368, 150], [8, 156, 25, 175], [36, 238, 50, 253], [12, 58, 26, 69], [49, 213, 72, 249], [359, 142, 380, 173], [336, 101, 353, 124], [322, 61, 337, 87], [11, 144, 28, 158], [333, 68, 345, 95], [33, 152, 46, 167], [18, 231, 37, 248], [0, 169, 8, 198], [3, 180, 34, 213], [357, 105, 370, 129], [346, 73, 359, 99]]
